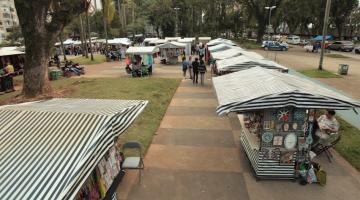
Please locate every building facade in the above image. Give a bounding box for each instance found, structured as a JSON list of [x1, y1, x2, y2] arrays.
[[0, 0, 19, 43]]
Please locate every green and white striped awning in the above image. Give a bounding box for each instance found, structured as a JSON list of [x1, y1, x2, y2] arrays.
[[0, 98, 148, 200]]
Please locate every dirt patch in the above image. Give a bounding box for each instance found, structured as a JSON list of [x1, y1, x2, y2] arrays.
[[0, 87, 75, 106]]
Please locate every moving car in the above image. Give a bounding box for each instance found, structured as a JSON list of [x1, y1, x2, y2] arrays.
[[262, 41, 289, 51], [355, 46, 360, 54], [327, 41, 354, 52], [286, 35, 301, 45]]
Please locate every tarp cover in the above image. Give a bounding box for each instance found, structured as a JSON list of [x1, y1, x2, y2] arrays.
[[211, 48, 263, 60], [158, 41, 186, 49], [0, 98, 148, 200], [0, 47, 25, 56], [216, 55, 288, 73], [207, 38, 237, 46], [208, 43, 244, 53], [108, 38, 132, 45], [126, 46, 159, 55], [213, 67, 360, 115]]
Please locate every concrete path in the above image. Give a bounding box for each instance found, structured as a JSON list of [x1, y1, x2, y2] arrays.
[[117, 78, 360, 200]]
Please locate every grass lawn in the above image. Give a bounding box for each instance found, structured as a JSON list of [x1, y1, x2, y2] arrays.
[[70, 54, 107, 65], [234, 39, 260, 49], [326, 54, 350, 59], [0, 77, 181, 154], [300, 69, 342, 78], [335, 117, 360, 170]]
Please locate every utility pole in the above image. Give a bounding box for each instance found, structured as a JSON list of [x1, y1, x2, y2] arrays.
[[319, 0, 332, 70], [174, 7, 180, 37]]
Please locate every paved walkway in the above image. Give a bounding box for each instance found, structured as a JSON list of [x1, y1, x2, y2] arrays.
[[117, 78, 360, 200]]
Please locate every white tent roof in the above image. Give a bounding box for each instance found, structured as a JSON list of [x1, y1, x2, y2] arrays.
[[149, 39, 166, 44], [198, 37, 212, 41], [165, 37, 181, 41], [208, 43, 243, 53], [213, 67, 360, 115], [63, 39, 75, 45], [108, 38, 132, 45], [178, 38, 195, 43], [211, 48, 263, 60], [144, 38, 159, 42], [158, 41, 186, 49], [126, 46, 159, 55], [207, 38, 237, 46], [216, 55, 288, 73], [0, 47, 25, 56]]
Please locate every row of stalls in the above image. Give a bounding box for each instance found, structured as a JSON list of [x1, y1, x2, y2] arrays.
[[0, 98, 148, 200], [210, 39, 360, 180]]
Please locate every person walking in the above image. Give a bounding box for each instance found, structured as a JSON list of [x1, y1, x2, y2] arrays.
[[188, 56, 193, 79], [199, 58, 207, 85], [192, 58, 199, 84], [181, 57, 189, 79]]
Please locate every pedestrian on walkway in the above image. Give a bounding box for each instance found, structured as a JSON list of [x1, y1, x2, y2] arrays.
[[199, 58, 207, 85], [181, 57, 189, 78], [192, 58, 199, 84], [188, 56, 193, 79]]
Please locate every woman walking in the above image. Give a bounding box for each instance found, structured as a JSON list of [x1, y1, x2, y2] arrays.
[[188, 56, 193, 79], [198, 58, 207, 85], [192, 58, 199, 84]]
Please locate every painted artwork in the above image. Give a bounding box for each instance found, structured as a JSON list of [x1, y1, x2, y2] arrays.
[[277, 109, 290, 122], [273, 136, 284, 146], [262, 148, 280, 160]]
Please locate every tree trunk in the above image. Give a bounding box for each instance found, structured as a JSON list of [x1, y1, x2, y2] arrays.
[[257, 21, 266, 43], [59, 33, 67, 61], [23, 28, 53, 97], [80, 14, 88, 58], [86, 10, 94, 61], [336, 23, 343, 40]]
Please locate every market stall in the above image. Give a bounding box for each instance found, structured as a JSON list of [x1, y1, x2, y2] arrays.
[[0, 98, 148, 199], [213, 67, 360, 180], [126, 46, 159, 77], [178, 38, 195, 55], [0, 47, 25, 74], [149, 39, 166, 46], [215, 55, 288, 74], [165, 37, 181, 42], [143, 38, 159, 46], [198, 37, 212, 44], [208, 43, 244, 53], [158, 41, 186, 64], [206, 38, 236, 47]]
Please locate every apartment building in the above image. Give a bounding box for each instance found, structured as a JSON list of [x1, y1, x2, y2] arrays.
[[0, 0, 19, 43]]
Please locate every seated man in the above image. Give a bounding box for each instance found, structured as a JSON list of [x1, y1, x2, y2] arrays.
[[315, 110, 339, 142]]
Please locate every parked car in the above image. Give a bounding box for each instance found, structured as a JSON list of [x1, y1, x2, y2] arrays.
[[262, 41, 289, 51], [286, 35, 301, 45], [300, 39, 310, 46], [327, 41, 354, 52], [355, 46, 360, 54]]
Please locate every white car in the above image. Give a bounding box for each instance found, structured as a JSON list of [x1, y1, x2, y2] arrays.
[[287, 35, 301, 45], [355, 46, 360, 54]]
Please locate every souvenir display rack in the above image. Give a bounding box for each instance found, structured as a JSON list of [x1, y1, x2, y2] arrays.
[[238, 107, 314, 180]]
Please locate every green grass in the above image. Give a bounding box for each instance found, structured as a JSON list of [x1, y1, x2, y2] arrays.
[[234, 39, 260, 49], [326, 54, 350, 59], [0, 77, 181, 154], [300, 69, 342, 78], [70, 54, 107, 65], [335, 117, 360, 171]]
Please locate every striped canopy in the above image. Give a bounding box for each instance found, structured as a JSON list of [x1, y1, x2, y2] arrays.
[[213, 67, 360, 115], [208, 43, 244, 53], [211, 48, 264, 60], [216, 55, 288, 73], [0, 98, 148, 200]]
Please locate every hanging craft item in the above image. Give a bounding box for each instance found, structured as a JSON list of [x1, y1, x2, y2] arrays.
[[262, 132, 273, 143], [298, 137, 307, 151], [280, 151, 295, 165], [277, 109, 290, 122], [305, 123, 314, 145], [263, 121, 271, 130], [292, 123, 298, 130], [284, 132, 297, 150], [293, 109, 307, 121], [262, 148, 280, 160], [273, 135, 284, 146], [283, 123, 290, 131], [276, 123, 282, 132], [270, 121, 275, 129]]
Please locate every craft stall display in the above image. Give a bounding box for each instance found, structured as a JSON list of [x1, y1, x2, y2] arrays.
[[158, 42, 186, 64], [213, 67, 360, 180]]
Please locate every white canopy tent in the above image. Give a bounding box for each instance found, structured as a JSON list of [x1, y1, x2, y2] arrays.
[[108, 38, 132, 46], [165, 37, 181, 42], [126, 46, 159, 55], [213, 67, 360, 115], [216, 55, 288, 73], [158, 42, 186, 64], [149, 39, 166, 45], [207, 38, 237, 46], [198, 37, 212, 43], [178, 38, 195, 55], [144, 38, 159, 42], [158, 41, 186, 49]]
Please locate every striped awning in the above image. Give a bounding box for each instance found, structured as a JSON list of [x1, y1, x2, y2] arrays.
[[0, 98, 148, 200], [216, 55, 288, 73], [208, 43, 244, 53], [213, 67, 360, 115], [211, 48, 263, 60]]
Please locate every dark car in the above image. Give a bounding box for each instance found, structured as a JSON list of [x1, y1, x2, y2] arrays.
[[262, 41, 289, 51], [327, 41, 354, 52]]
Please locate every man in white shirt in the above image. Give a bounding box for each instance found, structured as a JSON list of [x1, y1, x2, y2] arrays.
[[315, 110, 339, 140]]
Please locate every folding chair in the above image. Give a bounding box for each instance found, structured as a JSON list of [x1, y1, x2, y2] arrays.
[[313, 134, 341, 163], [121, 141, 144, 183]]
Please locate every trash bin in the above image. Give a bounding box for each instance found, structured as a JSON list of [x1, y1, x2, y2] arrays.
[[49, 70, 63, 80], [338, 64, 349, 75]]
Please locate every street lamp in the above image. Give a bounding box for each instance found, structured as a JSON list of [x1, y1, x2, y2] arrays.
[[265, 6, 276, 26], [174, 7, 180, 37]]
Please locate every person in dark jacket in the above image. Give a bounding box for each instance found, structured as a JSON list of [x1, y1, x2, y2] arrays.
[[198, 58, 207, 85], [192, 58, 199, 84]]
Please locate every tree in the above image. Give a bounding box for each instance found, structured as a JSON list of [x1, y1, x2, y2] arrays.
[[6, 26, 23, 45], [14, 0, 90, 97], [330, 0, 358, 39]]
